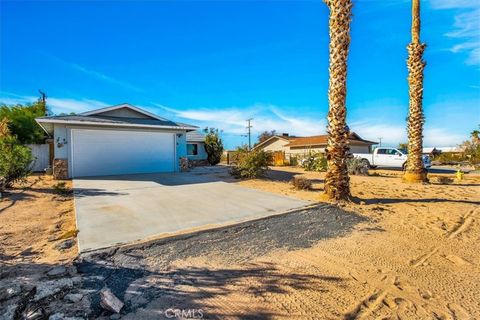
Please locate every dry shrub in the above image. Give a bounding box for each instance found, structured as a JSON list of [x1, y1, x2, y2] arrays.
[[291, 175, 312, 190], [347, 157, 369, 175], [430, 176, 453, 184]]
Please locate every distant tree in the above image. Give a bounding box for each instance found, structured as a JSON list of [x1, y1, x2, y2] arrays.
[[460, 125, 480, 166], [398, 142, 408, 150], [256, 130, 277, 146], [203, 127, 224, 166], [471, 125, 480, 143], [0, 94, 50, 144]]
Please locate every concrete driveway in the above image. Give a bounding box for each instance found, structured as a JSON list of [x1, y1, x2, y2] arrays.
[[73, 167, 311, 252]]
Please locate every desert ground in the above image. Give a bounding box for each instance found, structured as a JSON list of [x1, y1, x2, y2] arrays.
[[0, 167, 479, 319]]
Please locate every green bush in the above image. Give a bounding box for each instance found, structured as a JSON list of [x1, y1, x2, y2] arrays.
[[0, 136, 33, 189], [230, 147, 272, 179], [347, 157, 369, 176], [204, 128, 224, 165], [301, 152, 328, 172], [0, 99, 48, 144]]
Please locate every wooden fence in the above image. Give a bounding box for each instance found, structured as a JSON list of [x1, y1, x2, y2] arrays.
[[26, 144, 50, 172]]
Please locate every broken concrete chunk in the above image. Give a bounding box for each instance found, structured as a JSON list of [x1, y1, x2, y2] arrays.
[[48, 313, 65, 320], [0, 283, 21, 301], [47, 266, 67, 278], [100, 288, 124, 314], [34, 278, 73, 301], [64, 293, 83, 303]]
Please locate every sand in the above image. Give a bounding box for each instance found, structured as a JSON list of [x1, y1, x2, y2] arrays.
[[0, 175, 77, 265], [220, 167, 479, 319], [1, 168, 479, 319]]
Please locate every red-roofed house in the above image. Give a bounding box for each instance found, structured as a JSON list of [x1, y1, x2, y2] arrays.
[[253, 132, 377, 156]]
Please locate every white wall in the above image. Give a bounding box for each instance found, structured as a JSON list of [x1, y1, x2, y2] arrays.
[[26, 144, 50, 172]]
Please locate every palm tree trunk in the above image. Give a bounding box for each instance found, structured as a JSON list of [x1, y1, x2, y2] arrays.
[[403, 0, 428, 183], [323, 0, 353, 200]]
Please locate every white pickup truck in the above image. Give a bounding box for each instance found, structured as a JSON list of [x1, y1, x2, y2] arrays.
[[353, 147, 431, 170]]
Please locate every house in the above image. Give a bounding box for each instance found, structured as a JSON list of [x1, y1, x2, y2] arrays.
[[252, 133, 298, 152], [254, 132, 377, 156], [35, 103, 198, 178], [186, 130, 208, 164]]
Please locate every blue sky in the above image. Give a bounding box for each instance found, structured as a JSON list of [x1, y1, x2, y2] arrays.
[[1, 0, 479, 149]]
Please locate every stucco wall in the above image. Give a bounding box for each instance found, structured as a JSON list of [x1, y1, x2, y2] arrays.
[[186, 142, 208, 160], [176, 132, 187, 167], [53, 124, 69, 159]]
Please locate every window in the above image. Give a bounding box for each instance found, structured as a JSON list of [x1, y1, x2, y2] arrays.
[[377, 149, 386, 155], [386, 149, 398, 155], [187, 144, 198, 156]]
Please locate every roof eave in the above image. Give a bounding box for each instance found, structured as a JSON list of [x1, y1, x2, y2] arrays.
[[35, 118, 198, 131]]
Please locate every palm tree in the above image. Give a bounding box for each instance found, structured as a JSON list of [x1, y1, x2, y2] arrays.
[[403, 0, 427, 183], [323, 0, 353, 200]]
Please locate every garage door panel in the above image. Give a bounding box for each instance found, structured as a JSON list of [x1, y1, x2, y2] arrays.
[[72, 129, 175, 177]]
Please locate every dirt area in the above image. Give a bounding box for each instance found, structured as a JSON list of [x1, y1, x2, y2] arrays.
[[0, 175, 77, 264], [1, 168, 479, 319]]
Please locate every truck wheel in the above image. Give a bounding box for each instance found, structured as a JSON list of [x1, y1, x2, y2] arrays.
[[402, 162, 407, 171], [361, 159, 371, 169]]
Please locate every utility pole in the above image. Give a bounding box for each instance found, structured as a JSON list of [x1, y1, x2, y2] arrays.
[[378, 137, 383, 147], [246, 118, 253, 150], [39, 90, 47, 115]]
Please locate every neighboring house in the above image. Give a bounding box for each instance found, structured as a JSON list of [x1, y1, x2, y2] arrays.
[[36, 103, 197, 178], [252, 133, 297, 152], [186, 130, 208, 163], [254, 132, 377, 155]]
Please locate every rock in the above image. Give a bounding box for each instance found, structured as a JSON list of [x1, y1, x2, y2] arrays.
[[34, 278, 73, 301], [55, 239, 75, 251], [0, 283, 21, 301], [64, 293, 83, 303], [100, 288, 124, 313], [110, 314, 121, 320], [359, 201, 366, 205], [47, 266, 67, 278]]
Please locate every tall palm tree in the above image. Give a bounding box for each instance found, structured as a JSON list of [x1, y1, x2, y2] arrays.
[[404, 0, 427, 183], [323, 0, 353, 200]]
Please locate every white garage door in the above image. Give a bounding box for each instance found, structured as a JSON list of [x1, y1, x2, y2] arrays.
[[71, 129, 175, 177]]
